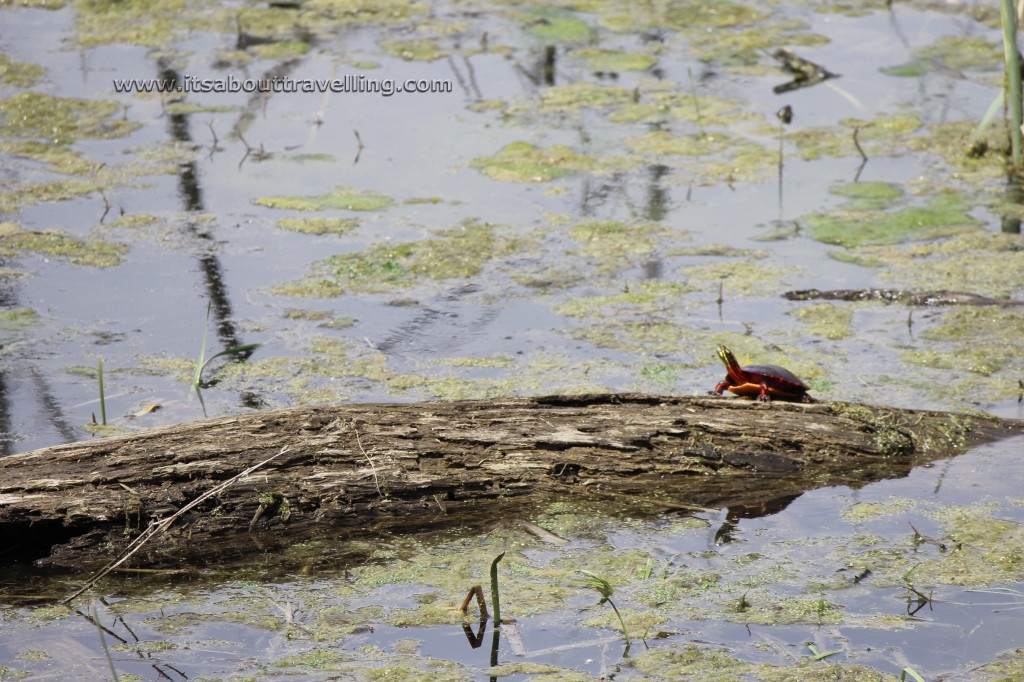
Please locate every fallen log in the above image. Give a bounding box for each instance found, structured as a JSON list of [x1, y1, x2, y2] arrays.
[[783, 288, 1024, 307], [1, 394, 1020, 571]]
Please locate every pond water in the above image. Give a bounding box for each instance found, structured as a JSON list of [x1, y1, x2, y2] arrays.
[[2, 434, 1023, 680], [2, 0, 1024, 678]]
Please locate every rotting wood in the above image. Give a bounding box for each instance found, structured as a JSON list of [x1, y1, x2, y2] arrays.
[[0, 393, 1021, 571], [783, 288, 1024, 307]]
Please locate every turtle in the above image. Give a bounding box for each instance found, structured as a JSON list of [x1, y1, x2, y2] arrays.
[[711, 344, 814, 403]]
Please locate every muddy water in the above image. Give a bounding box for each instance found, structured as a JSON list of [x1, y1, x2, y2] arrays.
[[2, 0, 1024, 678]]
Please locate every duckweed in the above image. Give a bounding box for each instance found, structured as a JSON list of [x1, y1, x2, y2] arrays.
[[0, 307, 39, 330], [0, 92, 138, 143], [471, 141, 595, 182], [381, 38, 444, 62], [276, 217, 359, 235], [0, 226, 128, 267], [255, 185, 393, 212], [788, 302, 853, 340], [525, 9, 592, 43], [576, 48, 656, 72], [0, 53, 45, 87], [805, 191, 980, 248]]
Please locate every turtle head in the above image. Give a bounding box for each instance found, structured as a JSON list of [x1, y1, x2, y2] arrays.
[[717, 344, 745, 379]]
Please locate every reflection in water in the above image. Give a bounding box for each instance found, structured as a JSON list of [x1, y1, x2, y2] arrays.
[[643, 163, 671, 222], [713, 494, 801, 546], [376, 298, 500, 358], [157, 60, 262, 409], [27, 367, 78, 446]]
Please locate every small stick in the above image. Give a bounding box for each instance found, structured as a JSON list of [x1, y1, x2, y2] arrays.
[[852, 126, 867, 161], [62, 445, 294, 604], [354, 424, 382, 498], [459, 584, 489, 619]]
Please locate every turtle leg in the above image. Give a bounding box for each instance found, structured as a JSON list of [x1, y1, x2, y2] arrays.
[[758, 381, 771, 402], [711, 378, 731, 396]]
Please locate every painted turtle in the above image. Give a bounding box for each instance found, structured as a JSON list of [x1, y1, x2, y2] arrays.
[[711, 344, 814, 403]]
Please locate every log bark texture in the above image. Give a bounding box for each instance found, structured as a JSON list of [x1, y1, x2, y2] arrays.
[[1, 394, 1020, 570]]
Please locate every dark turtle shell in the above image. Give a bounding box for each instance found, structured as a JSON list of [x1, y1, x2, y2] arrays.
[[741, 364, 809, 392]]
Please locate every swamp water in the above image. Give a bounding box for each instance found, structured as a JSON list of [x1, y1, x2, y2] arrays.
[[2, 0, 1024, 678]]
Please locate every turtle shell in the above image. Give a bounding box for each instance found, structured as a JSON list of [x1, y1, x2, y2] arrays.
[[741, 364, 809, 392]]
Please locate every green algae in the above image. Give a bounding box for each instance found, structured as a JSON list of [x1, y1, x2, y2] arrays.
[[897, 308, 1024, 402], [788, 114, 922, 161], [0, 178, 101, 213], [828, 180, 903, 209], [569, 220, 666, 263], [107, 213, 162, 230], [0, 53, 45, 87], [625, 130, 734, 157], [274, 220, 526, 300], [600, 0, 767, 34], [525, 9, 592, 43], [272, 278, 345, 298], [74, 0, 194, 47], [489, 663, 592, 680], [975, 648, 1024, 679], [276, 217, 359, 235], [163, 102, 237, 115], [250, 40, 312, 60], [681, 260, 796, 298], [842, 498, 916, 523], [692, 22, 828, 69], [555, 280, 693, 319], [636, 363, 683, 390], [730, 593, 843, 626], [0, 140, 97, 175], [626, 643, 890, 680], [625, 88, 760, 128], [669, 244, 763, 258], [439, 355, 514, 368], [290, 152, 337, 163], [538, 82, 634, 113], [255, 185, 393, 212], [0, 92, 138, 143], [626, 646, 755, 680], [882, 35, 1002, 78], [284, 309, 356, 330], [922, 307, 1024, 343], [321, 220, 523, 292], [788, 302, 853, 340], [471, 141, 595, 182], [905, 506, 1024, 586], [805, 190, 980, 248], [0, 225, 127, 267], [381, 38, 444, 62], [0, 307, 39, 330], [576, 48, 656, 72], [857, 231, 1024, 298]]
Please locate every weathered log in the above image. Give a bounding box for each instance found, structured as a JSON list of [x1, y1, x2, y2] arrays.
[[783, 288, 1024, 306], [1, 394, 1020, 570]]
